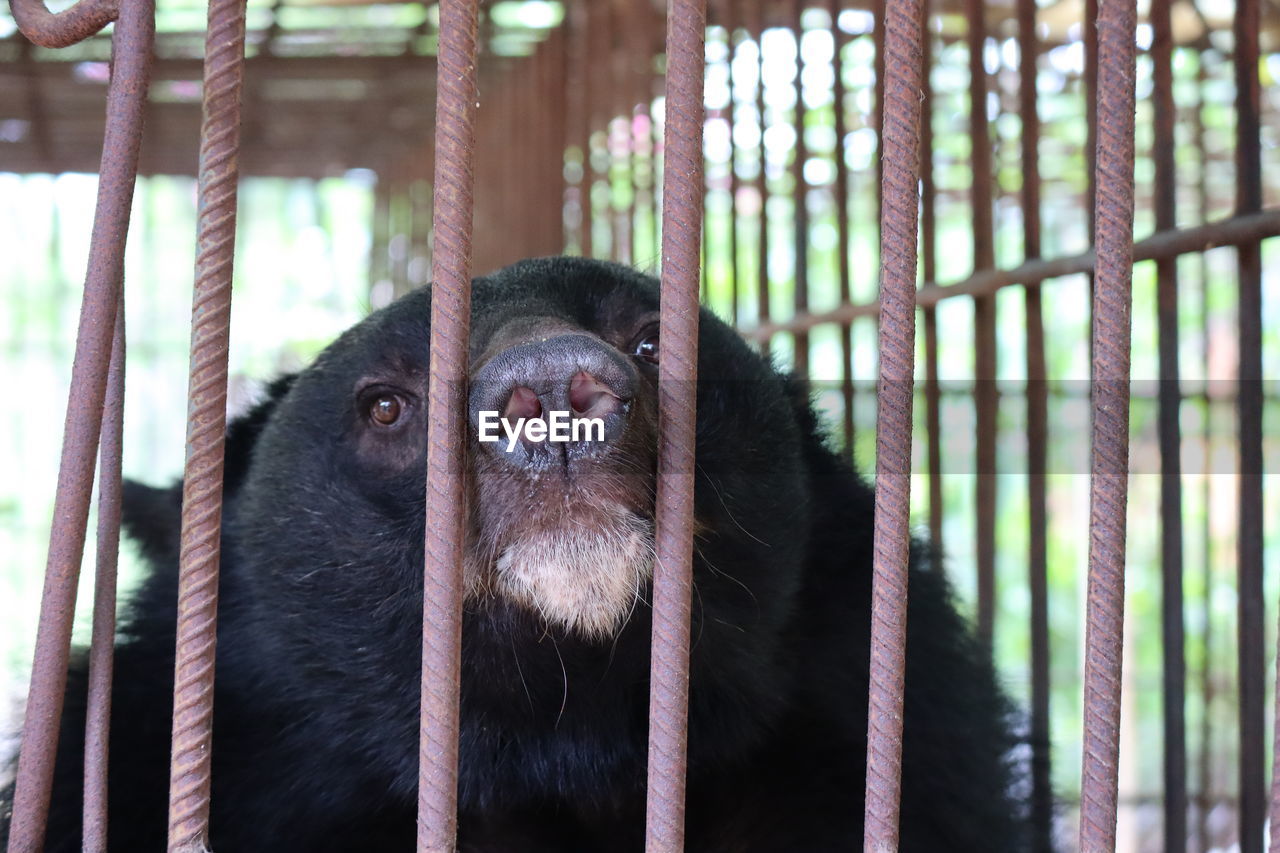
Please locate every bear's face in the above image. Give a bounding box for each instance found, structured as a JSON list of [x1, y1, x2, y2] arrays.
[[220, 259, 811, 769]]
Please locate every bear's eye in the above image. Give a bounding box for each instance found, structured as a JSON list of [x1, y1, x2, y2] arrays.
[[633, 331, 659, 364], [368, 394, 404, 426]]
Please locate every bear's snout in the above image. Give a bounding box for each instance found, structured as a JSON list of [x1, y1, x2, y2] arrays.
[[469, 333, 636, 469]]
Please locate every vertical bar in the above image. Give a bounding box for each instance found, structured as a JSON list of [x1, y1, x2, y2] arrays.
[[650, 3, 665, 265], [719, 0, 740, 325], [515, 68, 528, 258], [1077, 0, 1137, 845], [1234, 0, 1264, 845], [828, 0, 855, 453], [1150, 0, 1186, 847], [1083, 0, 1099, 361], [790, 0, 809, 380], [1018, 0, 1051, 844], [1192, 56, 1213, 850], [1084, 0, 1098, 235], [862, 0, 922, 845], [371, 178, 392, 295], [873, 0, 885, 221], [922, 309, 942, 547], [417, 0, 479, 849], [502, 66, 518, 260], [549, 29, 571, 254], [966, 0, 997, 649], [630, 1, 655, 266], [5, 0, 153, 847], [588, 0, 607, 259], [83, 300, 125, 853], [566, 0, 589, 254], [582, 0, 599, 259], [391, 183, 411, 294], [608, 1, 630, 265], [754, 0, 770, 357], [1193, 55, 1214, 853], [167, 0, 248, 840], [918, 0, 941, 549], [645, 0, 704, 848], [529, 47, 543, 256], [410, 179, 433, 287]]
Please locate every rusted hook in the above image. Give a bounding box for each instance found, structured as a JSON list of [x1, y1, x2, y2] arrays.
[[9, 0, 119, 48]]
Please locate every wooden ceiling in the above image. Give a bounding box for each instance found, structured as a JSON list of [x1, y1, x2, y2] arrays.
[[0, 0, 561, 176], [0, 0, 1273, 178]]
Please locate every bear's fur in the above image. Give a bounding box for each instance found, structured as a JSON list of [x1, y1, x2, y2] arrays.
[[3, 257, 1028, 851]]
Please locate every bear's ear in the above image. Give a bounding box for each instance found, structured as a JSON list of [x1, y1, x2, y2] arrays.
[[121, 375, 297, 565], [222, 373, 297, 494], [121, 480, 183, 565]]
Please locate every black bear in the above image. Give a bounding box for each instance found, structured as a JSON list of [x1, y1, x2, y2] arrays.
[[3, 257, 1028, 851]]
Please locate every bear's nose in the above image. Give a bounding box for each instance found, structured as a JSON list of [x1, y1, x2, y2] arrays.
[[468, 333, 636, 468]]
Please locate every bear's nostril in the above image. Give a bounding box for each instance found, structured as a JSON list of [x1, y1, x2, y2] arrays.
[[569, 371, 620, 418], [504, 386, 542, 421], [470, 333, 637, 467]]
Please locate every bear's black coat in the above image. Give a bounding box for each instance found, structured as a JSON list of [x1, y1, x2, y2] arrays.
[[3, 257, 1028, 851]]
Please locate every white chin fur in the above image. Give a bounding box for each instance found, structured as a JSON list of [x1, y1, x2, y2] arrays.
[[494, 512, 654, 640]]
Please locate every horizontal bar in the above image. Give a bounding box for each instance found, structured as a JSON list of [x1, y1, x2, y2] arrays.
[[742, 208, 1280, 340]]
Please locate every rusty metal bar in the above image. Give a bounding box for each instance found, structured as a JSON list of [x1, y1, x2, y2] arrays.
[[1150, 0, 1185, 847], [608, 1, 630, 265], [566, 0, 589, 254], [522, 60, 538, 258], [873, 0, 885, 220], [828, 0, 855, 453], [581, 0, 599, 259], [1234, 0, 1265, 845], [1084, 0, 1097, 236], [549, 29, 571, 255], [507, 66, 521, 260], [17, 39, 55, 173], [718, 0, 740, 325], [1082, 0, 1098, 361], [371, 179, 392, 296], [417, 0, 479, 849], [862, 0, 922, 845], [1018, 0, 1051, 844], [741, 209, 1280, 340], [753, 0, 770, 356], [9, 0, 117, 47], [167, 0, 249, 841], [966, 0, 996, 650], [1192, 56, 1214, 853], [391, 182, 412, 294], [415, 177, 433, 284], [922, 307, 941, 546], [1077, 0, 1137, 844], [83, 300, 125, 853], [585, 0, 605, 259], [790, 0, 809, 380], [645, 0, 704, 848], [4, 0, 152, 846], [629, 3, 656, 267], [918, 0, 940, 547], [503, 61, 520, 260]]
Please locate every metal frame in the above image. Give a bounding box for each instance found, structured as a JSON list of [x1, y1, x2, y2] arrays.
[[3, 0, 1274, 850]]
